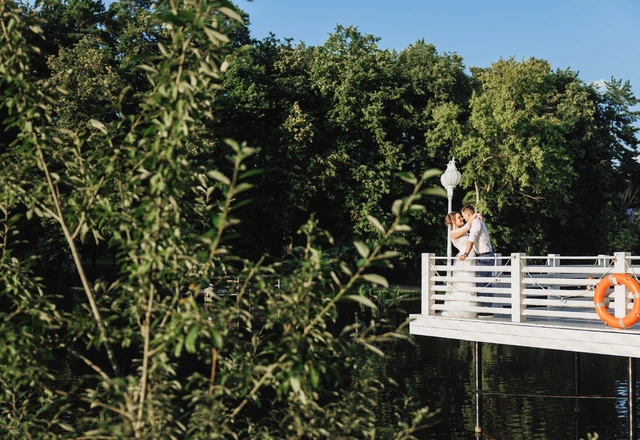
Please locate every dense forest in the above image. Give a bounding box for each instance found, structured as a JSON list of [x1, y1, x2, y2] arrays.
[[0, 0, 638, 437], [219, 26, 640, 262], [4, 0, 640, 279]]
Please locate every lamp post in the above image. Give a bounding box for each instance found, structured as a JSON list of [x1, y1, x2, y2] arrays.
[[440, 158, 461, 265]]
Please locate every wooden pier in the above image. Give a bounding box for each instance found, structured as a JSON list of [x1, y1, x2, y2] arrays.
[[409, 252, 639, 439]]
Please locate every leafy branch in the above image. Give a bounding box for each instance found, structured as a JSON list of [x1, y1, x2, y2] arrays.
[[304, 169, 444, 335]]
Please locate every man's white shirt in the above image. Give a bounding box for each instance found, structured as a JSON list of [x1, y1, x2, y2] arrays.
[[468, 220, 493, 255]]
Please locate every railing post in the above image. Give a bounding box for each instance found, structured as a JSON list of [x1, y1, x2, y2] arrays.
[[422, 253, 435, 315], [494, 252, 502, 304], [597, 254, 608, 268], [614, 252, 630, 318], [547, 254, 559, 310], [511, 253, 525, 322]]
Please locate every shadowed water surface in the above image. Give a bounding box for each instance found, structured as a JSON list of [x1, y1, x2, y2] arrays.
[[383, 327, 639, 439]]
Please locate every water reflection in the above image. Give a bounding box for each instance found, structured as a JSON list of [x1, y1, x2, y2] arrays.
[[384, 335, 639, 439]]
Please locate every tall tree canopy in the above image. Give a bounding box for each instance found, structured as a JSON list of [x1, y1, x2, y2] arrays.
[[2, 0, 639, 280], [218, 26, 471, 270], [456, 58, 640, 255]]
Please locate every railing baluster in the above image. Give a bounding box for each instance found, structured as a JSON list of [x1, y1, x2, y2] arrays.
[[422, 253, 435, 315], [614, 252, 630, 318], [511, 253, 525, 322], [547, 254, 559, 311]]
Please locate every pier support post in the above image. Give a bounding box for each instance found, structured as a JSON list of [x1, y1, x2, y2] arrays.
[[574, 352, 581, 440], [629, 357, 636, 440], [474, 341, 483, 436]]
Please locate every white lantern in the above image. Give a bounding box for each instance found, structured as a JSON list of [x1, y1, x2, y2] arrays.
[[440, 158, 461, 191]]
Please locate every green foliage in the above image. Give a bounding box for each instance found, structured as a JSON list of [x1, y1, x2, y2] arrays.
[[217, 27, 467, 263], [0, 0, 435, 437], [458, 58, 640, 255]]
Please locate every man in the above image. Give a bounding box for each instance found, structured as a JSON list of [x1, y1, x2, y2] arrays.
[[458, 204, 496, 314]]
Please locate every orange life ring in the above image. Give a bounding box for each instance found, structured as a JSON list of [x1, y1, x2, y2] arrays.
[[593, 273, 640, 329]]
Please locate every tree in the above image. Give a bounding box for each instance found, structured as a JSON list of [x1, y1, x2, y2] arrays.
[[218, 27, 462, 270], [392, 40, 473, 257], [458, 58, 597, 254]]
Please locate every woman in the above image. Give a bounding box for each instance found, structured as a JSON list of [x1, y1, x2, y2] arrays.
[[442, 211, 480, 318]]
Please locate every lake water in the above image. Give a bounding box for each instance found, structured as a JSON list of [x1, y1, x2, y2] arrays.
[[385, 316, 639, 439]]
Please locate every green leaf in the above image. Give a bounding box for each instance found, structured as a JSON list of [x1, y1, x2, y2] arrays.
[[391, 199, 403, 215], [57, 423, 75, 433], [398, 171, 417, 184], [204, 27, 230, 44], [231, 198, 253, 210], [212, 214, 224, 228], [366, 215, 385, 234], [354, 241, 370, 258], [218, 6, 244, 23], [395, 224, 411, 232], [340, 263, 353, 277], [309, 366, 319, 388], [239, 169, 263, 180], [138, 64, 158, 74], [89, 119, 107, 134], [174, 338, 184, 358], [342, 294, 379, 311], [361, 273, 388, 287], [330, 271, 342, 287], [207, 170, 231, 185], [233, 182, 253, 195], [290, 376, 301, 393], [376, 251, 400, 259], [185, 326, 198, 353], [422, 187, 447, 197], [212, 330, 223, 349], [421, 169, 442, 180], [224, 138, 240, 152], [362, 342, 385, 357]]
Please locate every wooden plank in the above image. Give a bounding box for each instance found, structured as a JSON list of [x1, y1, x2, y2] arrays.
[[523, 278, 607, 286], [431, 286, 513, 295], [409, 314, 640, 358], [522, 289, 593, 297], [522, 309, 599, 320], [522, 298, 595, 307], [521, 266, 611, 274]]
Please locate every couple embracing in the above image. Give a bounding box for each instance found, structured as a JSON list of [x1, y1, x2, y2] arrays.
[[443, 205, 496, 318]]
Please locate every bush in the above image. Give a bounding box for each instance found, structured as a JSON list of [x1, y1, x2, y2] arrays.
[[0, 0, 441, 438]]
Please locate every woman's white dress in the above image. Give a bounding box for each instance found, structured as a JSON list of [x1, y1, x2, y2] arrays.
[[441, 230, 477, 318]]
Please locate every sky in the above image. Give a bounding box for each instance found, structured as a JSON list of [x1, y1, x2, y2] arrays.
[[239, 0, 640, 99]]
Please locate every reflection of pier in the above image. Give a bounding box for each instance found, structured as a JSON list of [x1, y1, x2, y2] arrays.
[[410, 252, 638, 439]]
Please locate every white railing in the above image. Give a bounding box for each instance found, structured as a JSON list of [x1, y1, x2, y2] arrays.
[[421, 252, 640, 323]]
